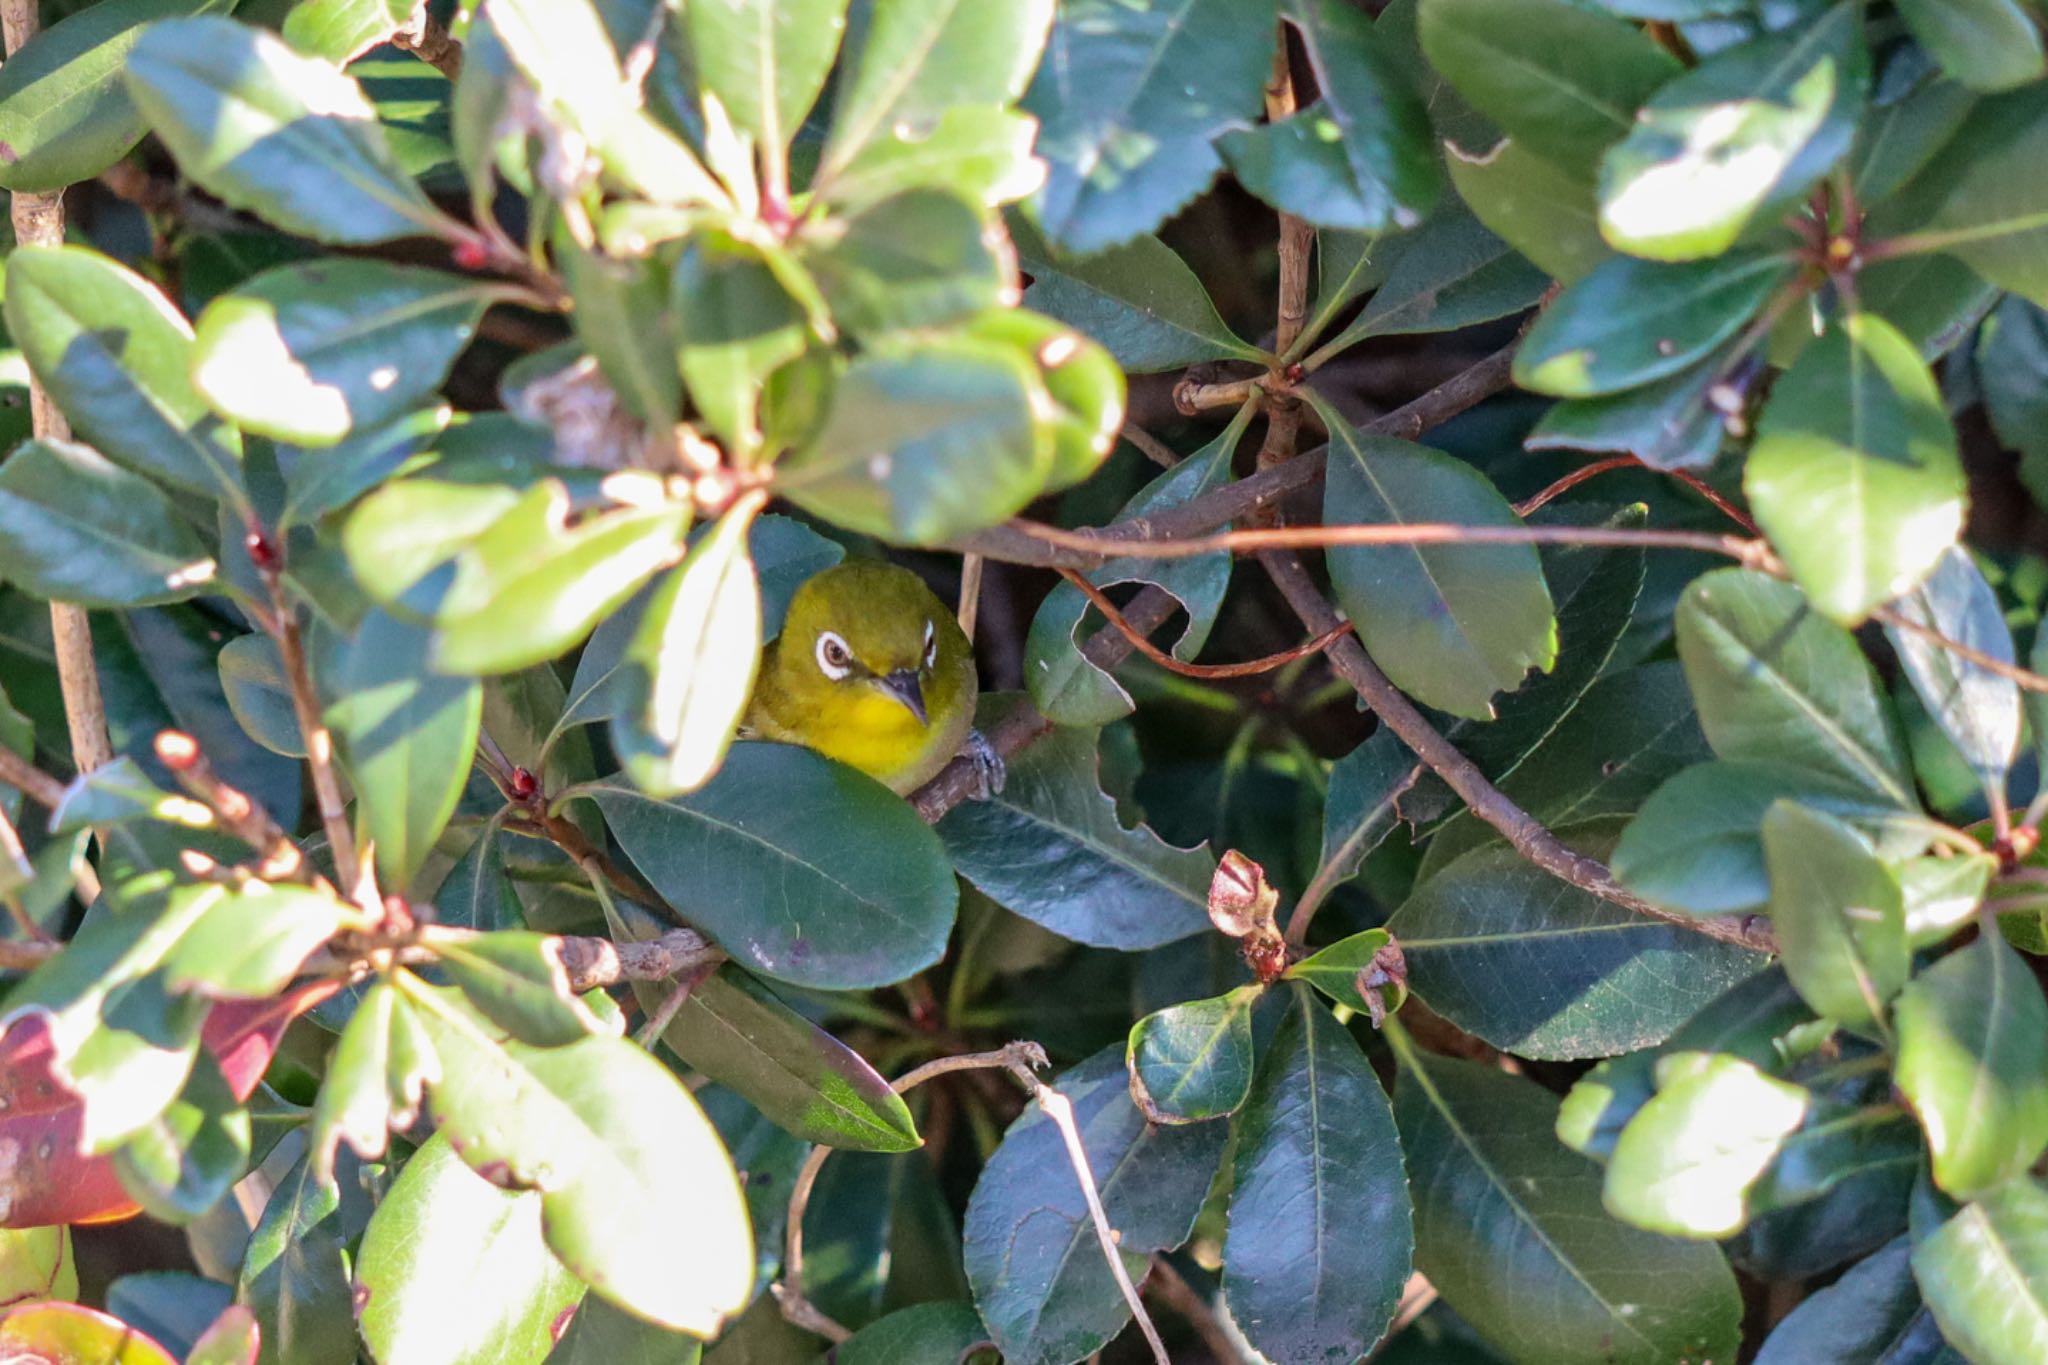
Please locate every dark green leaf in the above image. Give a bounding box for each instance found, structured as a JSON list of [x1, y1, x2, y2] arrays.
[[354, 1130, 588, 1365], [937, 723, 1214, 950], [241, 1152, 353, 1365], [559, 240, 682, 427], [590, 746, 959, 988], [962, 1045, 1227, 1364], [1318, 398, 1557, 720], [1908, 85, 2048, 307], [1854, 67, 1978, 207], [777, 338, 1048, 545], [1389, 832, 1765, 1058], [157, 881, 352, 999], [216, 634, 302, 759], [124, 17, 448, 244], [1445, 136, 1609, 283], [1014, 219, 1265, 373], [1514, 250, 1795, 397], [1526, 340, 1736, 470], [1126, 984, 1262, 1123], [1755, 1234, 1963, 1365], [1317, 203, 1550, 357], [2, 245, 242, 502], [1896, 0, 2046, 92], [0, 0, 236, 192], [1674, 568, 1918, 807], [1598, 5, 1866, 260], [649, 965, 920, 1152], [1895, 932, 2048, 1198], [191, 262, 491, 447], [1763, 801, 1910, 1032], [1392, 1036, 1744, 1365], [1885, 547, 2020, 787], [1315, 731, 1417, 893], [308, 979, 409, 1180], [807, 189, 1009, 335], [833, 1302, 990, 1365], [0, 440, 213, 607], [1911, 1176, 2048, 1363], [1417, 0, 1680, 169], [1282, 0, 1443, 228], [548, 1292, 705, 1364], [1222, 103, 1413, 232], [1224, 988, 1410, 1364], [1745, 313, 1965, 623]]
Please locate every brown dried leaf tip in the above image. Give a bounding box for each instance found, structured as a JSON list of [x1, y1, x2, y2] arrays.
[[1355, 940, 1408, 1030], [1209, 851, 1288, 984]]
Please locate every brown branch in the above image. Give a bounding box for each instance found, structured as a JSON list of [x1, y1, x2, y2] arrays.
[[552, 926, 720, 991], [393, 9, 462, 80], [1056, 569, 1353, 679], [155, 731, 310, 883], [1010, 516, 1765, 566], [1259, 550, 1776, 953], [261, 561, 360, 898], [1121, 424, 1182, 469], [0, 746, 68, 813]]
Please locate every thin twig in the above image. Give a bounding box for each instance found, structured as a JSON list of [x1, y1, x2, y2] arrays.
[[1874, 607, 2048, 695], [1259, 550, 1776, 953], [1147, 1257, 1242, 1364], [155, 731, 311, 883], [632, 958, 719, 1048], [1121, 424, 1182, 469], [1056, 569, 1354, 679], [1009, 516, 1766, 566], [958, 553, 985, 640], [1514, 457, 1636, 516], [0, 746, 67, 812], [264, 570, 360, 899]]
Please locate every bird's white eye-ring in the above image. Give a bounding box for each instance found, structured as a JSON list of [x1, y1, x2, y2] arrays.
[[816, 631, 853, 680], [923, 619, 937, 668]]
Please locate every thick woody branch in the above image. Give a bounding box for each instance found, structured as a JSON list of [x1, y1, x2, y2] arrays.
[[553, 927, 719, 992]]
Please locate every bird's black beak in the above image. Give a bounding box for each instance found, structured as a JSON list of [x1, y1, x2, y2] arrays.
[[877, 669, 928, 726]]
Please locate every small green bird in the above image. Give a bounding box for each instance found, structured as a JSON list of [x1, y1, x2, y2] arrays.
[[745, 560, 1003, 798]]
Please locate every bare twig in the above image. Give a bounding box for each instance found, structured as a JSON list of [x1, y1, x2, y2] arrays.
[[262, 568, 361, 898], [155, 731, 310, 883], [0, 746, 68, 813], [1147, 1257, 1242, 1364], [1259, 551, 1776, 953], [1008, 516, 1765, 566], [552, 926, 720, 991], [1056, 569, 1354, 679], [632, 958, 719, 1048], [1121, 424, 1182, 469], [958, 553, 985, 640], [393, 7, 463, 80], [1175, 376, 1266, 416]]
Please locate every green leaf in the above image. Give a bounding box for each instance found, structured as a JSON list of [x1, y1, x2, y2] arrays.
[[1885, 547, 2021, 787], [938, 722, 1214, 949], [962, 1045, 1227, 1363], [1224, 988, 1411, 1364], [1674, 568, 1918, 807], [1907, 85, 2048, 307], [157, 882, 352, 1000], [648, 965, 920, 1152], [965, 307, 1126, 492], [1282, 0, 1443, 227], [778, 337, 1049, 545], [191, 262, 492, 447], [548, 1293, 705, 1364], [1317, 203, 1551, 358], [1526, 340, 1736, 470], [2, 245, 243, 503], [308, 979, 407, 1180], [1745, 313, 1966, 624], [112, 1051, 252, 1224], [589, 746, 959, 988], [1615, 759, 1927, 915], [328, 606, 481, 889], [1754, 1234, 1960, 1365], [806, 188, 1009, 335], [431, 483, 690, 675], [1855, 66, 1978, 208], [404, 982, 752, 1335], [281, 0, 413, 65], [1598, 5, 1866, 261], [0, 1303, 178, 1365], [1601, 1051, 1811, 1238], [438, 932, 606, 1049], [0, 439, 214, 607], [124, 17, 448, 244], [1126, 985, 1262, 1123], [0, 0, 236, 193], [279, 407, 460, 531], [559, 240, 682, 428], [1446, 136, 1609, 283], [354, 1130, 588, 1365], [685, 0, 847, 155], [1023, 0, 1276, 253], [1314, 731, 1416, 894], [821, 105, 1043, 213], [833, 1302, 990, 1365], [1911, 1175, 2048, 1363], [216, 634, 302, 759], [184, 1307, 259, 1365], [671, 228, 812, 458], [1388, 833, 1765, 1058], [1285, 927, 1407, 1017], [1763, 801, 1910, 1032], [1895, 933, 2048, 1198], [1417, 0, 1681, 170], [1391, 1035, 1744, 1365], [1221, 105, 1409, 232], [1317, 398, 1558, 720], [1514, 250, 1795, 397], [817, 0, 1053, 186], [1014, 219, 1265, 373], [1896, 0, 2047, 92], [609, 500, 761, 798]]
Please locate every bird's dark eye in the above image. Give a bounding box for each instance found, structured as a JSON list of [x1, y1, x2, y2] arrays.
[[815, 631, 854, 679]]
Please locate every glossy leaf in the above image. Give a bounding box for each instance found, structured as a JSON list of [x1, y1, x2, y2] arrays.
[[1763, 801, 1910, 1032], [404, 983, 752, 1335], [1014, 221, 1265, 373], [589, 745, 959, 988], [937, 723, 1214, 950], [1911, 1175, 2048, 1364], [1315, 731, 1417, 894], [192, 262, 491, 447], [281, 0, 412, 64], [966, 307, 1126, 492], [823, 105, 1043, 213], [1515, 250, 1794, 397], [1126, 985, 1261, 1124], [1320, 204, 1550, 357], [437, 932, 605, 1049], [216, 635, 302, 759], [1392, 1037, 1745, 1365], [557, 240, 682, 427], [807, 188, 1010, 335], [1755, 1233, 1962, 1365], [1318, 399, 1557, 720], [1526, 340, 1736, 470], [1896, 0, 2046, 92], [1023, 0, 1274, 253], [1745, 313, 1966, 623], [685, 0, 847, 154], [834, 1302, 992, 1365], [0, 440, 214, 608], [124, 17, 447, 244], [1674, 568, 1918, 808], [1285, 928, 1407, 1018], [671, 228, 812, 457], [962, 1045, 1226, 1364], [1885, 546, 2021, 787], [1911, 85, 2048, 307], [1446, 136, 1608, 283], [1389, 835, 1765, 1058], [1224, 988, 1410, 1364], [156, 882, 352, 1001], [329, 606, 482, 890], [649, 965, 919, 1152], [1282, 0, 1442, 229], [354, 1131, 587, 1365], [1895, 933, 2048, 1198]]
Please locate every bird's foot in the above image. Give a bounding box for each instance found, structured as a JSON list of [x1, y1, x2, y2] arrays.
[[964, 729, 1006, 801]]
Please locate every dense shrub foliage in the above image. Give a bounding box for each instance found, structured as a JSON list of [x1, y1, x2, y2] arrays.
[[2, 0, 2048, 1362]]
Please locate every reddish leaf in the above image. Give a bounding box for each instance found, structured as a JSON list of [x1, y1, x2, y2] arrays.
[[0, 1299, 178, 1364]]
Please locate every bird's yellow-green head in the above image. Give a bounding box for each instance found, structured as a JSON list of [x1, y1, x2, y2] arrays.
[[744, 560, 978, 794]]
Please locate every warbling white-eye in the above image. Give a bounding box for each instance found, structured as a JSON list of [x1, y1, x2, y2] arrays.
[[744, 561, 1003, 797]]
